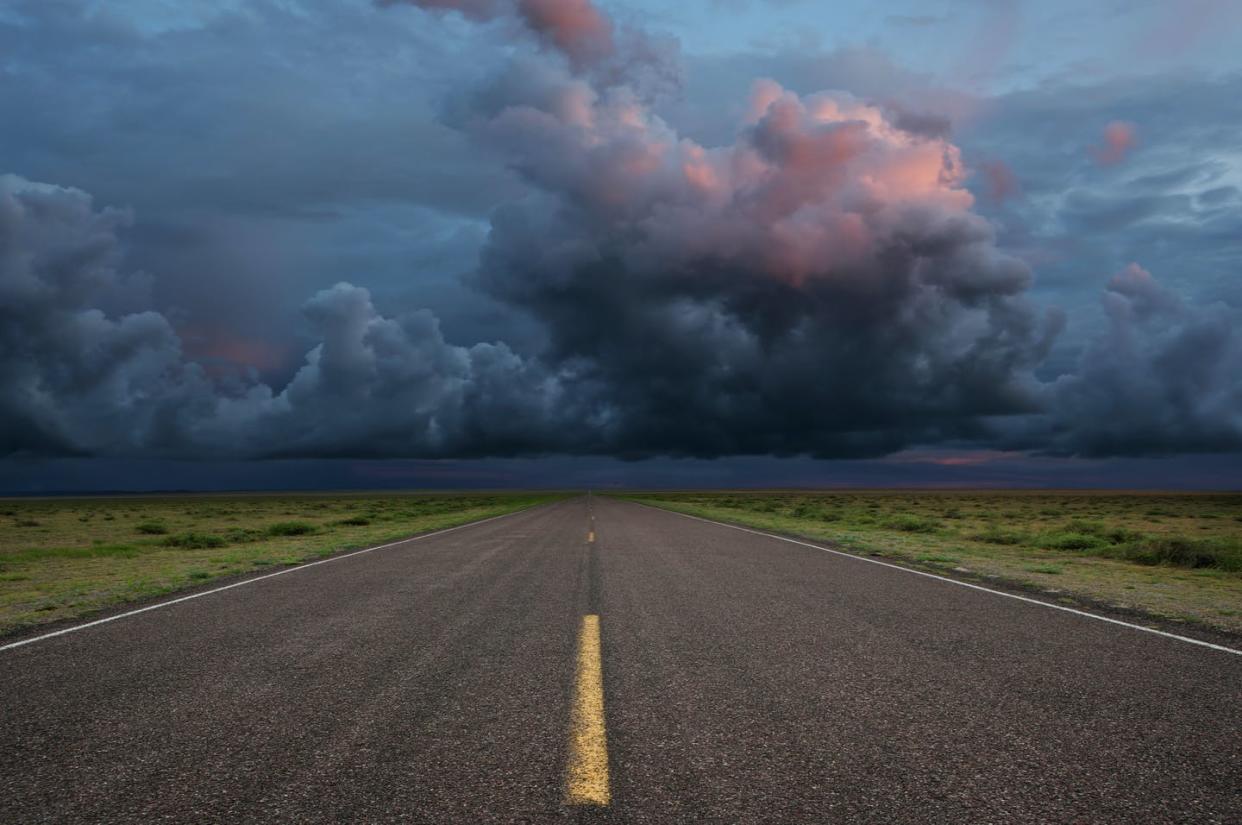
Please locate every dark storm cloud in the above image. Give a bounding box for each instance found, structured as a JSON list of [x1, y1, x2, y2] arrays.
[[2, 0, 1241, 466], [0, 175, 574, 459], [459, 63, 1061, 457], [1038, 264, 1242, 456], [0, 175, 194, 457]]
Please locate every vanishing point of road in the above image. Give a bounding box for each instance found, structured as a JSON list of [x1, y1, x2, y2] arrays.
[[2, 496, 1239, 823]]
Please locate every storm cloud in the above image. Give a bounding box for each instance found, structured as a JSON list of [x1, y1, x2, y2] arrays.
[[1, 0, 1240, 465], [461, 65, 1062, 456], [0, 175, 570, 459], [1043, 264, 1242, 456]]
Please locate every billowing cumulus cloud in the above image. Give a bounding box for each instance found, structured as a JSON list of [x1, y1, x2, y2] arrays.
[[0, 174, 191, 457], [462, 62, 1061, 456], [2, 0, 1239, 464], [0, 175, 571, 459], [1043, 264, 1242, 455]]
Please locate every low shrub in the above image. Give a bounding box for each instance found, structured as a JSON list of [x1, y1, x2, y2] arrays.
[[1107, 537, 1242, 572], [1041, 532, 1109, 551], [1062, 520, 1143, 544], [884, 515, 940, 533], [266, 521, 317, 537], [790, 502, 821, 519], [163, 533, 226, 549]]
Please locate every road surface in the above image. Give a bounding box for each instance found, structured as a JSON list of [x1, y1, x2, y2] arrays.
[[2, 496, 1239, 823]]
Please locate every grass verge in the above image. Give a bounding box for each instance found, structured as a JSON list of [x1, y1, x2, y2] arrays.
[[0, 492, 562, 637], [617, 491, 1242, 636]]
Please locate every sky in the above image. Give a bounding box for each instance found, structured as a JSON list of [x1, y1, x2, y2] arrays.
[[1, 0, 1241, 492]]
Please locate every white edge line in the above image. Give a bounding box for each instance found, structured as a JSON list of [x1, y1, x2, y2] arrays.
[[0, 505, 537, 654], [639, 502, 1242, 657]]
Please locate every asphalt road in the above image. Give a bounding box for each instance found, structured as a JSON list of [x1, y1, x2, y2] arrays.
[[2, 496, 1239, 823]]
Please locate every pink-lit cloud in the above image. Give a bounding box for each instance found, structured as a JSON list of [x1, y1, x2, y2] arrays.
[[455, 9, 1056, 457], [1092, 121, 1137, 166], [517, 0, 613, 69], [382, 0, 614, 69]]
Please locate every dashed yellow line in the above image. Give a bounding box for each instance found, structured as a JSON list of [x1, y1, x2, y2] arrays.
[[565, 614, 610, 806]]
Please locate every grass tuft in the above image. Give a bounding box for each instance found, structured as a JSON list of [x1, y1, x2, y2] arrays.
[[885, 515, 940, 533], [163, 532, 226, 549]]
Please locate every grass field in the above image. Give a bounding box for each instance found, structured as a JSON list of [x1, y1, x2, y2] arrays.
[[0, 492, 560, 637], [619, 491, 1242, 636]]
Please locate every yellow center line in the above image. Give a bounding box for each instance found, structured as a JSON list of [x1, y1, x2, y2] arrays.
[[565, 614, 610, 806]]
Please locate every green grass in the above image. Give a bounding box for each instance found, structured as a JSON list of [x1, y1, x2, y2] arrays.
[[885, 515, 941, 533], [0, 491, 563, 636], [616, 490, 1242, 634], [1104, 536, 1242, 572], [265, 521, 317, 537], [4, 543, 148, 563], [1039, 532, 1109, 551], [162, 532, 227, 549]]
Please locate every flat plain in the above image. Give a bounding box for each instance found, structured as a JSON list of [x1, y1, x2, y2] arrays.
[[623, 490, 1242, 636], [0, 491, 561, 637]]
